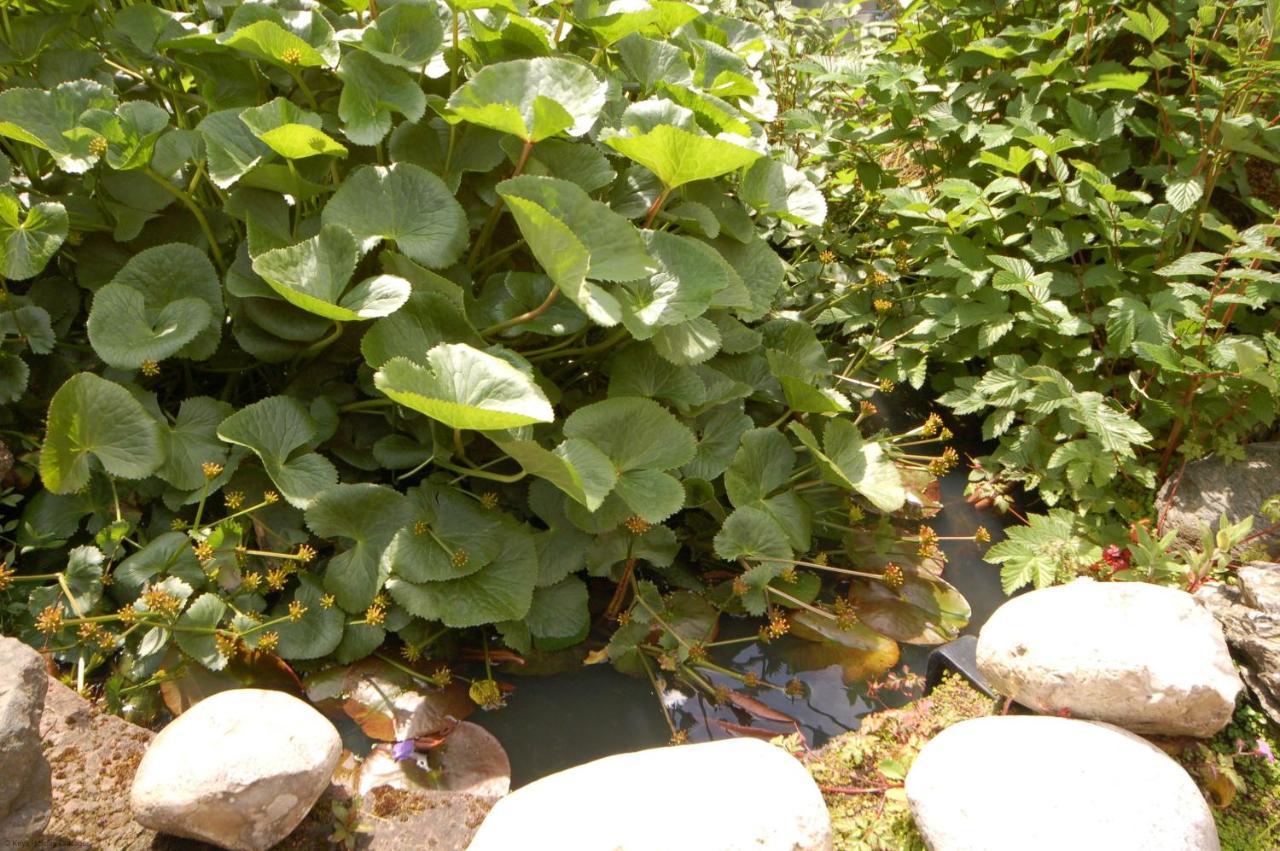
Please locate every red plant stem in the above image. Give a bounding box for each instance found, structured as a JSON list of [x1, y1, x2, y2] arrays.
[[643, 187, 672, 228], [818, 785, 896, 795]]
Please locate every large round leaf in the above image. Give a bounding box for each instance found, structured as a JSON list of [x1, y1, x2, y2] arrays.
[[322, 164, 467, 269], [87, 283, 212, 369], [447, 58, 607, 142], [373, 344, 555, 430], [40, 373, 164, 494], [562, 397, 695, 472], [252, 225, 411, 321], [0, 194, 67, 280], [386, 517, 538, 628], [601, 124, 762, 188], [306, 483, 412, 612], [101, 243, 225, 361], [216, 396, 338, 509], [851, 573, 971, 645]]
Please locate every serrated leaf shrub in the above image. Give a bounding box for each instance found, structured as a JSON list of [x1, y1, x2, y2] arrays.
[[0, 0, 968, 697], [755, 0, 1280, 582]]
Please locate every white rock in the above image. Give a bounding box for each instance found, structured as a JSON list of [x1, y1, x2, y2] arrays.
[[906, 716, 1220, 851], [0, 637, 51, 841], [130, 688, 341, 851], [977, 579, 1242, 736], [467, 738, 832, 851]]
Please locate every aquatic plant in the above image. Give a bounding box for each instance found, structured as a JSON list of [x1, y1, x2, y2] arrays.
[[0, 0, 966, 707]]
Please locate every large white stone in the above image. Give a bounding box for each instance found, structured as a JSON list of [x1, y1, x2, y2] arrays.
[[131, 688, 341, 851], [467, 738, 833, 851], [977, 579, 1242, 736], [0, 637, 51, 841], [906, 716, 1220, 851]]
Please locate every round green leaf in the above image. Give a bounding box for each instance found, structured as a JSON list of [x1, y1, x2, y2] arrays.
[[373, 344, 555, 430], [323, 163, 467, 269], [359, 2, 443, 68], [562, 397, 695, 471], [103, 243, 225, 361], [216, 396, 338, 509], [447, 58, 608, 142], [0, 194, 68, 280], [252, 225, 411, 320], [87, 283, 212, 369], [40, 373, 164, 494], [601, 124, 763, 188]]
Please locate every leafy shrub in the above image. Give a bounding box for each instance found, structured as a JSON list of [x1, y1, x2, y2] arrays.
[[762, 0, 1280, 574], [0, 0, 966, 699]]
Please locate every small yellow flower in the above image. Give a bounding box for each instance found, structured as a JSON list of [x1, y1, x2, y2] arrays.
[[193, 542, 215, 562], [779, 566, 798, 584], [921, 413, 943, 437], [765, 607, 789, 639], [870, 270, 890, 286], [364, 602, 386, 626], [860, 400, 878, 417], [615, 609, 631, 626], [624, 515, 652, 535], [287, 600, 308, 622], [878, 378, 895, 393], [731, 576, 749, 597], [469, 678, 505, 710], [263, 490, 280, 504], [743, 672, 760, 688], [401, 643, 421, 662], [171, 518, 189, 531], [812, 551, 829, 566], [784, 678, 806, 698], [281, 46, 302, 64], [141, 586, 183, 619], [117, 605, 138, 625], [669, 730, 689, 745], [296, 543, 317, 563], [77, 622, 102, 643], [974, 526, 991, 544], [0, 562, 12, 592], [687, 642, 708, 662], [939, 427, 954, 441], [320, 594, 336, 609], [88, 135, 108, 156], [480, 491, 499, 510], [242, 572, 262, 592], [873, 299, 893, 313], [140, 359, 160, 377], [427, 665, 452, 687], [201, 461, 224, 480], [819, 249, 836, 264], [215, 631, 241, 659], [224, 491, 245, 510], [374, 593, 389, 608], [413, 520, 428, 536], [451, 549, 470, 569], [895, 255, 912, 274], [927, 447, 959, 477], [266, 567, 288, 591], [883, 563, 905, 590], [834, 597, 857, 630], [257, 631, 280, 652]]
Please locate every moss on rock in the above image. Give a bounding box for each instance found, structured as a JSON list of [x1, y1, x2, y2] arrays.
[[797, 675, 997, 851]]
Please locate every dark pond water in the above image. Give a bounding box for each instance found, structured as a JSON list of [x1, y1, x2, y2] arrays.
[[473, 471, 1009, 788]]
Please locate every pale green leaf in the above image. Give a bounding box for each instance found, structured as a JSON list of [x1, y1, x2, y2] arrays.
[[40, 373, 164, 494], [373, 344, 555, 430]]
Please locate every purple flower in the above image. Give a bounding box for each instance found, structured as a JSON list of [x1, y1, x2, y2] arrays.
[[1257, 738, 1276, 764], [391, 740, 415, 762]]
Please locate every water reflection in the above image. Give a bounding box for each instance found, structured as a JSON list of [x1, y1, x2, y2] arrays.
[[474, 470, 1008, 787]]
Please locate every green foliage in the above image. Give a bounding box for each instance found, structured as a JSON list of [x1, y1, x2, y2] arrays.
[[0, 0, 962, 701], [765, 0, 1280, 541]]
